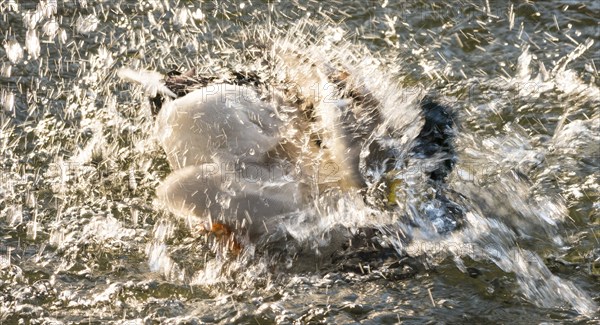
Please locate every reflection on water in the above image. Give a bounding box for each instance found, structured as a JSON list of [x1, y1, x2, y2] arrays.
[[0, 0, 598, 323]]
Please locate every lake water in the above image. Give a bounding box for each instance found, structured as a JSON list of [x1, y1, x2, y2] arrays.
[[0, 0, 598, 323]]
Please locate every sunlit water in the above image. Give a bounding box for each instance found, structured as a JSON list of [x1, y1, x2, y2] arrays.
[[0, 0, 598, 323]]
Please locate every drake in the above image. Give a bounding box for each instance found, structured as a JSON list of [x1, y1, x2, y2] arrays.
[[118, 47, 460, 250]]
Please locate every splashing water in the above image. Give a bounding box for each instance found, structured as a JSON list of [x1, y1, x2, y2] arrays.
[[136, 20, 597, 316], [0, 0, 598, 323]]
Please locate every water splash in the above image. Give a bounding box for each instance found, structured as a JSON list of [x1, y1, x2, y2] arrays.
[[1, 0, 598, 322], [4, 40, 23, 64], [131, 21, 597, 316]]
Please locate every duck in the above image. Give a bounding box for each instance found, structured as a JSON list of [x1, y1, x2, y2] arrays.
[[118, 49, 460, 250]]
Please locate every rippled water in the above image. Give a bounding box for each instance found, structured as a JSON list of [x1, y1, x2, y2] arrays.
[[0, 0, 598, 323]]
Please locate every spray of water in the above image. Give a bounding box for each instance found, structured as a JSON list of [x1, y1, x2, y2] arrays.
[[1, 0, 598, 321], [128, 20, 597, 315]]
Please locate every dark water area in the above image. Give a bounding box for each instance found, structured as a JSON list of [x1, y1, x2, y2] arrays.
[[0, 0, 598, 324]]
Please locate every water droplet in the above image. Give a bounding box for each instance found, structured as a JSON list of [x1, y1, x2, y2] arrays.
[[1, 90, 15, 112], [4, 40, 23, 64], [216, 192, 231, 209], [173, 7, 188, 27], [58, 29, 68, 44], [25, 28, 40, 59], [76, 14, 99, 34], [43, 18, 59, 38]]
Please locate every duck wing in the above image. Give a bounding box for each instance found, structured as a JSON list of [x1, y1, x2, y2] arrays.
[[156, 83, 283, 169], [156, 163, 307, 240]]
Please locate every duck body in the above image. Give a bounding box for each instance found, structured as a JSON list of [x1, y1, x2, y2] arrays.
[[153, 81, 316, 240], [119, 44, 461, 246]]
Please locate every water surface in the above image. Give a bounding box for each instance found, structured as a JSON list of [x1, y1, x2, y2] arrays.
[[0, 0, 598, 323]]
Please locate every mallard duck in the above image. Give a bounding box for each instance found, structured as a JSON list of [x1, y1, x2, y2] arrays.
[[118, 52, 460, 248]]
